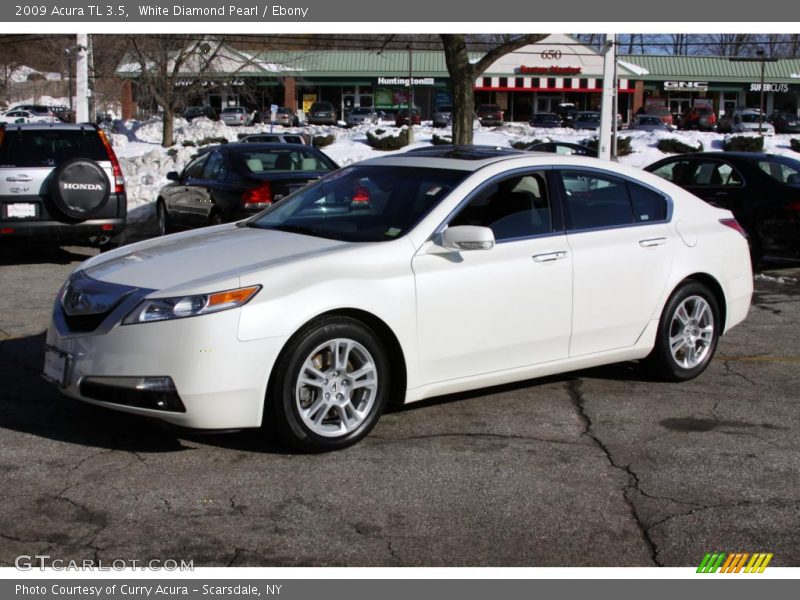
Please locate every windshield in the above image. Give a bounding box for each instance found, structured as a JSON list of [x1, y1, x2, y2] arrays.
[[758, 158, 800, 184], [351, 108, 372, 115], [311, 103, 332, 111], [222, 107, 243, 114], [638, 116, 662, 125], [578, 113, 600, 122], [248, 165, 468, 242], [436, 106, 453, 112], [740, 113, 765, 123]]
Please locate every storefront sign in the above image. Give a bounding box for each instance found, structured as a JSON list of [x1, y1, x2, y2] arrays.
[[749, 83, 791, 93], [664, 81, 709, 91], [516, 66, 582, 76], [377, 76, 436, 87]]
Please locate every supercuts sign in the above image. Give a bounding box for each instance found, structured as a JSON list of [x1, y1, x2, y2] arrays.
[[664, 81, 709, 91], [516, 66, 582, 76]]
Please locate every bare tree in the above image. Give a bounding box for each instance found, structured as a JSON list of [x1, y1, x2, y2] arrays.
[[440, 34, 547, 145], [126, 35, 263, 147]]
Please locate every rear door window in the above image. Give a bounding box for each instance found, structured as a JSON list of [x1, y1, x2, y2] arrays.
[[560, 171, 634, 230]]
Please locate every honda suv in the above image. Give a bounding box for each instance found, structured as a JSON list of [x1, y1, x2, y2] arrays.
[[0, 123, 126, 247]]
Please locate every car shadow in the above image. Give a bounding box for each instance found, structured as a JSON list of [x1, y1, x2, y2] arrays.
[[0, 242, 95, 266], [0, 331, 660, 456]]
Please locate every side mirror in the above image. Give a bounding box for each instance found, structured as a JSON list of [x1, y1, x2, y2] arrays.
[[166, 171, 180, 182], [439, 225, 495, 251]]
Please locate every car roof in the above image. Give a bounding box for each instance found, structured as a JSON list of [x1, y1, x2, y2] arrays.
[[0, 122, 97, 132], [646, 151, 800, 169]]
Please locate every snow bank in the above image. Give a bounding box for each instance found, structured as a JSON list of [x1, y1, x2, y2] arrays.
[[113, 116, 800, 223]]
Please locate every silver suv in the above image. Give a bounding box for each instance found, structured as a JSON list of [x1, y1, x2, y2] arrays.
[[0, 123, 126, 246]]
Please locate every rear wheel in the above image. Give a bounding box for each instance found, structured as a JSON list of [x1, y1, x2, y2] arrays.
[[267, 317, 390, 452], [209, 211, 224, 226], [646, 282, 721, 381]]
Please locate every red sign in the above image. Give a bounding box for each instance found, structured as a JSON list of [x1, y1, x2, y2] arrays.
[[517, 66, 582, 76]]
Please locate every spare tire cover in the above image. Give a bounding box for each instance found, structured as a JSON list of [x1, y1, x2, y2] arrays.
[[50, 158, 110, 220]]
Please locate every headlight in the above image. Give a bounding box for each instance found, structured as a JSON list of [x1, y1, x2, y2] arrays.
[[122, 285, 261, 325]]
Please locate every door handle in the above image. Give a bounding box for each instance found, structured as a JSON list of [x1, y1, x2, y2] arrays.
[[532, 251, 568, 262], [639, 237, 667, 247], [714, 191, 728, 196], [5, 175, 32, 182]]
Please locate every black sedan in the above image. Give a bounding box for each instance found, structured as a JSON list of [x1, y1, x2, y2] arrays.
[[156, 143, 338, 233], [529, 113, 563, 128], [645, 152, 800, 263], [526, 141, 598, 157], [769, 112, 800, 134]]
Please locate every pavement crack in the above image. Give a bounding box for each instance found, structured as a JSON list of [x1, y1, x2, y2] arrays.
[[565, 378, 661, 567], [722, 360, 759, 386]]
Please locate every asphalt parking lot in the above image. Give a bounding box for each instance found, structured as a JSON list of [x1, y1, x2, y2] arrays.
[[1, 243, 799, 568]]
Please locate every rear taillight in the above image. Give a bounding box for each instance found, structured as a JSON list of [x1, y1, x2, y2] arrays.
[[243, 182, 273, 208], [720, 218, 748, 238], [98, 129, 125, 194], [352, 184, 370, 205]]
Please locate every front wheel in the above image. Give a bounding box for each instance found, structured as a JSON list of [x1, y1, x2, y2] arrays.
[[268, 317, 390, 451], [646, 282, 721, 381]]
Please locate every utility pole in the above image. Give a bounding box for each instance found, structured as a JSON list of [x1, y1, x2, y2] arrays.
[[598, 34, 616, 161], [730, 49, 777, 139], [75, 33, 89, 123], [407, 44, 414, 144]]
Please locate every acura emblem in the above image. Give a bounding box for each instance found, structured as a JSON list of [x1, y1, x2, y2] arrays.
[[70, 291, 86, 310]]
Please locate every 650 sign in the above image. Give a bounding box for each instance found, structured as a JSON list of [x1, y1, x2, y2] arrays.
[[540, 49, 562, 60]]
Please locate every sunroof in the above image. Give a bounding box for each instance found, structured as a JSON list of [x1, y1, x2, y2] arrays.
[[403, 145, 524, 160]]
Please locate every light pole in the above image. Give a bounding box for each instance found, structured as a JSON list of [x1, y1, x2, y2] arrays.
[[729, 49, 778, 139], [407, 44, 414, 144]]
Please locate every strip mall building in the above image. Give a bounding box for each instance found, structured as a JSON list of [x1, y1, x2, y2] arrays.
[[118, 34, 800, 122]]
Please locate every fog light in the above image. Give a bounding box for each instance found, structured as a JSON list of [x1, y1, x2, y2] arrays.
[[80, 376, 184, 412]]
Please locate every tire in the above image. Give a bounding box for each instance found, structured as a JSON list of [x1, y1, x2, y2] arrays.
[[156, 200, 169, 236], [209, 211, 224, 226], [267, 317, 390, 452], [646, 282, 721, 382]]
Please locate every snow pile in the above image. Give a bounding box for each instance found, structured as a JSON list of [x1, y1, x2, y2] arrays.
[[111, 115, 800, 223], [754, 273, 798, 285]]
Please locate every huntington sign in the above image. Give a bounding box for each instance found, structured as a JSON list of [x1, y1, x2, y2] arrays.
[[377, 77, 436, 87]]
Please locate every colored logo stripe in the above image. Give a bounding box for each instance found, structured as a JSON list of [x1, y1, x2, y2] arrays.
[[697, 552, 773, 573]]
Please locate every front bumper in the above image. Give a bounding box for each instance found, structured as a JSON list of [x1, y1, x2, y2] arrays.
[[45, 306, 288, 429]]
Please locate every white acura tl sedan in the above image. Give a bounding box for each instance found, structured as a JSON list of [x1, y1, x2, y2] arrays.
[[44, 147, 753, 451]]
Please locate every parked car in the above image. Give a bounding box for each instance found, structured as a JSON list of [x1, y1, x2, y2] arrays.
[[645, 152, 800, 263], [9, 104, 60, 122], [526, 141, 598, 157], [239, 133, 307, 145], [344, 107, 379, 127], [45, 146, 751, 451], [0, 123, 126, 247], [727, 110, 775, 135], [0, 109, 56, 124], [628, 115, 672, 132], [572, 111, 601, 131], [640, 105, 674, 127], [432, 105, 453, 128], [307, 102, 338, 125], [273, 107, 300, 127], [768, 112, 800, 134], [476, 104, 504, 126], [529, 113, 563, 128], [154, 143, 337, 233], [395, 108, 421, 127], [554, 103, 580, 127], [183, 106, 218, 121], [220, 106, 251, 126], [679, 107, 716, 131]]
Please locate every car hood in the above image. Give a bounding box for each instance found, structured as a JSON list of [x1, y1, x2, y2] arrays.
[[79, 224, 348, 292]]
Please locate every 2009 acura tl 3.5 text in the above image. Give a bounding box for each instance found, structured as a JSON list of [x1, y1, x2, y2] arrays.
[[44, 147, 753, 451]]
